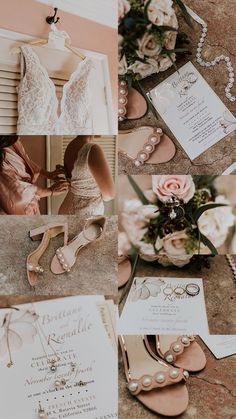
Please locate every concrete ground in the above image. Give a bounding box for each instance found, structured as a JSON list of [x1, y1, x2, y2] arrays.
[[119, 337, 236, 419], [0, 215, 117, 296], [119, 0, 236, 175], [119, 255, 236, 335]]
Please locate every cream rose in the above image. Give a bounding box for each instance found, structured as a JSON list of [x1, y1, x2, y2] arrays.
[[158, 54, 176, 72], [128, 58, 159, 79], [152, 175, 195, 203], [119, 55, 128, 75], [138, 33, 162, 57], [139, 243, 159, 261], [158, 230, 192, 257], [145, 0, 175, 26], [198, 196, 235, 248], [157, 254, 193, 267], [118, 0, 130, 22]]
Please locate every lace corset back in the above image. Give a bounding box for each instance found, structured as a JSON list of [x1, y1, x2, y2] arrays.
[[17, 45, 93, 135], [70, 143, 101, 198]]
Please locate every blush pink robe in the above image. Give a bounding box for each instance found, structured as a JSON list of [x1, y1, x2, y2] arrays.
[[0, 141, 41, 214]]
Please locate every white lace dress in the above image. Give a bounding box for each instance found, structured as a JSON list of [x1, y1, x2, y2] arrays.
[[59, 143, 104, 217], [17, 45, 93, 135]]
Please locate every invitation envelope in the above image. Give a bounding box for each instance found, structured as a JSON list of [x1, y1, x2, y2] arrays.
[[119, 277, 209, 335], [201, 335, 236, 359], [149, 61, 236, 160], [0, 296, 117, 419]]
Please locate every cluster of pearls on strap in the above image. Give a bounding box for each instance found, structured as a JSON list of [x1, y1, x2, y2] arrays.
[[127, 367, 187, 394], [27, 263, 44, 274], [118, 80, 128, 121], [165, 335, 194, 363], [56, 248, 71, 272], [134, 128, 163, 167], [196, 23, 235, 102]]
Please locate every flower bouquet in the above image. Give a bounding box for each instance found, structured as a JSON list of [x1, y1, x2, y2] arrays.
[[118, 0, 192, 82], [119, 175, 235, 268]]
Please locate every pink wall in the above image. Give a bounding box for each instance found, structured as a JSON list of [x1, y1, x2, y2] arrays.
[[0, 0, 117, 104]]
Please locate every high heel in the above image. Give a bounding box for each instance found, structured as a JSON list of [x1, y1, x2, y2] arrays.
[[51, 216, 106, 274], [27, 223, 68, 286], [119, 335, 189, 416]]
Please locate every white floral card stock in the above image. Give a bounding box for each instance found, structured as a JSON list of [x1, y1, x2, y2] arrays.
[[149, 62, 236, 160], [0, 296, 117, 419], [201, 335, 236, 359], [119, 277, 209, 335]]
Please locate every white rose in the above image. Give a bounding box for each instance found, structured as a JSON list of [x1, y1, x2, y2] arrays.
[[157, 254, 192, 267], [139, 204, 158, 220], [158, 54, 176, 72], [119, 55, 128, 75], [128, 58, 159, 79], [158, 230, 192, 257], [118, 0, 131, 22], [198, 196, 235, 248], [138, 32, 162, 57], [139, 243, 159, 261], [145, 0, 175, 26]]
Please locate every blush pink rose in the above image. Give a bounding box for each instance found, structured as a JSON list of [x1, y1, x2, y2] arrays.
[[152, 175, 195, 203]]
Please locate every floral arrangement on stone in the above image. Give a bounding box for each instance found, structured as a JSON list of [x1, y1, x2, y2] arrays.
[[119, 175, 235, 268], [118, 0, 191, 81]]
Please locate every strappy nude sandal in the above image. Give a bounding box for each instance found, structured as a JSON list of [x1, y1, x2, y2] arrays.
[[156, 335, 206, 372], [118, 255, 132, 288], [120, 335, 189, 416], [118, 80, 148, 122], [119, 126, 176, 167], [27, 223, 68, 286], [51, 216, 107, 274]]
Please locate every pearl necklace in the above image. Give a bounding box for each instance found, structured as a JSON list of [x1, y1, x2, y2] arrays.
[[195, 23, 235, 102], [226, 255, 236, 282], [183, 3, 236, 103]]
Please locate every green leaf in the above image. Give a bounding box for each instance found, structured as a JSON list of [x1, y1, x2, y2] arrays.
[[173, 0, 194, 28], [193, 203, 227, 222], [199, 232, 218, 255], [128, 175, 150, 205], [156, 25, 178, 32], [143, 0, 152, 22]]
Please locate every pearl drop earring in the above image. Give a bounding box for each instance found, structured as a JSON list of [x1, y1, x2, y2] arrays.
[[38, 402, 46, 418]]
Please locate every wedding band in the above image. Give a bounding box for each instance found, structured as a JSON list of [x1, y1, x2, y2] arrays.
[[163, 286, 173, 296], [174, 286, 185, 296], [185, 283, 200, 296]]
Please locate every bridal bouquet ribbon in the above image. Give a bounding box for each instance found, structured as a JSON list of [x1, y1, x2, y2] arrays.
[[119, 175, 235, 268]]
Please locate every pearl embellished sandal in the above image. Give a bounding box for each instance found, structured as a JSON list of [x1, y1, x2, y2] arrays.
[[119, 126, 176, 167], [118, 80, 148, 122], [118, 255, 132, 288], [51, 216, 106, 274], [156, 335, 206, 372], [120, 335, 189, 416], [27, 223, 68, 286]]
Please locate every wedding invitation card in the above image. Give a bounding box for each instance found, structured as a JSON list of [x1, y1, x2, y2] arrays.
[[0, 296, 117, 419], [149, 62, 236, 160], [201, 335, 236, 359], [119, 277, 209, 335]]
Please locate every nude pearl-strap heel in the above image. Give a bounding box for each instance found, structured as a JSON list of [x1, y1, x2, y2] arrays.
[[119, 335, 189, 416], [26, 223, 68, 286], [51, 216, 107, 274]]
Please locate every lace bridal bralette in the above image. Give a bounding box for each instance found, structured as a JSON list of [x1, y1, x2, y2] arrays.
[[16, 45, 93, 135]]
